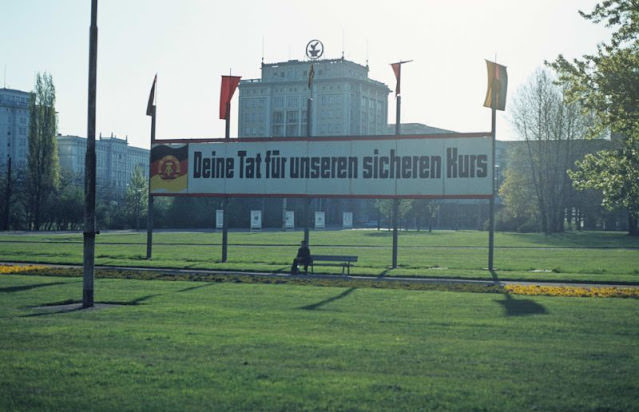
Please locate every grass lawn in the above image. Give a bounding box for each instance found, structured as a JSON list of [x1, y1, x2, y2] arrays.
[[0, 230, 638, 284], [1, 274, 638, 410]]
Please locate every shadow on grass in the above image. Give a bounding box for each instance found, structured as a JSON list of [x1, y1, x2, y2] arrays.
[[300, 287, 357, 310], [496, 293, 547, 317], [491, 269, 547, 316], [177, 283, 215, 293], [0, 280, 79, 293], [377, 268, 391, 278], [490, 270, 500, 284], [21, 294, 161, 317], [104, 294, 161, 306]]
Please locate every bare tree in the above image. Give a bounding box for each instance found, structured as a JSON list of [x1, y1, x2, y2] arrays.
[[509, 69, 590, 234]]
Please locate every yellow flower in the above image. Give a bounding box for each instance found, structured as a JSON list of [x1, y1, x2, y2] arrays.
[[504, 284, 639, 298], [0, 264, 48, 274]]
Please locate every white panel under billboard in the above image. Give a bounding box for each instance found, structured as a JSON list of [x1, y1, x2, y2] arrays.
[[343, 212, 353, 228], [284, 211, 295, 229], [216, 209, 224, 229], [250, 210, 262, 230], [315, 211, 325, 229]]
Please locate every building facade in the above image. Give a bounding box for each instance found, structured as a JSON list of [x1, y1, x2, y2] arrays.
[[57, 133, 149, 195], [0, 88, 30, 171], [238, 58, 391, 138]]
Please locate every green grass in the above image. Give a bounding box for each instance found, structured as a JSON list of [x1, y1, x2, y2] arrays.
[[1, 230, 638, 283], [1, 274, 637, 410]]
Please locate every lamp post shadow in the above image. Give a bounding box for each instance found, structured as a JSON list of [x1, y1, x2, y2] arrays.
[[490, 269, 547, 316], [299, 287, 356, 311]]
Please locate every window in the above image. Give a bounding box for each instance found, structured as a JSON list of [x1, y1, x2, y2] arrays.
[[273, 96, 284, 107], [287, 96, 298, 108], [272, 111, 284, 124], [286, 125, 298, 137], [286, 111, 298, 124], [272, 125, 284, 137], [286, 110, 299, 137]]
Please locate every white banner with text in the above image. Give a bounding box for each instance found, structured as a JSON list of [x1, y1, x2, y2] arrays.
[[150, 134, 492, 198]]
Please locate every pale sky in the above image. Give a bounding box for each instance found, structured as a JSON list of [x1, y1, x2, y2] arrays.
[[2, 0, 611, 149]]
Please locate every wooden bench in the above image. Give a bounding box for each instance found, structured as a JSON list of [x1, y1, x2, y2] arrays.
[[310, 255, 358, 275]]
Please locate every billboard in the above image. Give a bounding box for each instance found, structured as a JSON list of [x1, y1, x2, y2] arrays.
[[150, 134, 492, 199]]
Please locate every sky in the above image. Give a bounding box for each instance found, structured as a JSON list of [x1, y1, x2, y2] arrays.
[[2, 0, 612, 149]]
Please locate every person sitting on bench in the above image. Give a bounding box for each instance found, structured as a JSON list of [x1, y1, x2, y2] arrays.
[[291, 240, 311, 275]]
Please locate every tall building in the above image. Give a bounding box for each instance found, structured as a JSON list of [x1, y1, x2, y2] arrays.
[[57, 133, 148, 195], [0, 88, 30, 171], [238, 57, 391, 138]]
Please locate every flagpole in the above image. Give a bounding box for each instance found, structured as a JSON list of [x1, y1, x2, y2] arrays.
[[222, 75, 232, 262], [483, 59, 506, 275], [392, 93, 400, 269], [390, 60, 412, 269], [83, 0, 98, 308], [222, 110, 229, 263], [488, 102, 496, 273], [146, 77, 156, 260], [305, 64, 314, 245]]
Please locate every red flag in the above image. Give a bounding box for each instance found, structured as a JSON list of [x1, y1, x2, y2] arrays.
[[146, 74, 157, 116], [391, 63, 401, 95], [483, 60, 508, 111], [219, 75, 242, 120]]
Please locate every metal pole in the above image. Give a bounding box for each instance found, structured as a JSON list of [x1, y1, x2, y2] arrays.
[[392, 94, 401, 268], [146, 107, 155, 259], [305, 81, 312, 244], [221, 103, 230, 262], [83, 0, 98, 308], [488, 105, 496, 272], [222, 198, 228, 262], [304, 198, 311, 245], [307, 97, 312, 137], [225, 102, 231, 140]]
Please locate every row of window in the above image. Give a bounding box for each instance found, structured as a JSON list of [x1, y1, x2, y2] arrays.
[[0, 95, 29, 107], [265, 66, 366, 82]]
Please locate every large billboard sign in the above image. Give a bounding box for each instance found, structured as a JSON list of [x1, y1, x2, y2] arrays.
[[150, 134, 492, 199]]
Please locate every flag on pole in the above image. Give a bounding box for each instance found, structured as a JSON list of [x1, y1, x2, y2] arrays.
[[219, 75, 242, 120], [391, 63, 401, 95], [146, 74, 157, 116], [483, 60, 508, 111], [308, 64, 315, 89]]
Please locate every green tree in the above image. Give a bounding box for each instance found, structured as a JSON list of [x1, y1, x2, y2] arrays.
[[125, 165, 148, 230], [548, 0, 639, 235], [51, 171, 84, 230], [27, 72, 60, 230], [498, 147, 540, 232]]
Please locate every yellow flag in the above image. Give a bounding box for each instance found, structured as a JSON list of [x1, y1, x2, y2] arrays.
[[483, 60, 507, 111]]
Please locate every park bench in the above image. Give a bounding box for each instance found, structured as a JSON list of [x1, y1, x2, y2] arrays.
[[310, 255, 358, 275]]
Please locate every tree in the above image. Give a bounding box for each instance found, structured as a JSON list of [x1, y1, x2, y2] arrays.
[[51, 171, 84, 230], [498, 147, 540, 232], [548, 0, 639, 235], [125, 165, 148, 230], [509, 69, 591, 234], [27, 73, 60, 230]]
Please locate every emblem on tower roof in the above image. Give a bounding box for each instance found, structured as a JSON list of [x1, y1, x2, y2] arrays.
[[306, 40, 324, 60]]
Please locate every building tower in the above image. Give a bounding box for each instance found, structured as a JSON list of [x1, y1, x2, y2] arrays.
[[238, 57, 390, 138], [0, 88, 30, 170]]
